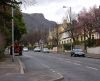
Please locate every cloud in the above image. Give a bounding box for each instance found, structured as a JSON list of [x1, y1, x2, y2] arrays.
[[21, 0, 100, 23]]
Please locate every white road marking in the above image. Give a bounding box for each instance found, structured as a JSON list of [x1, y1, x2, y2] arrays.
[[49, 69, 64, 79], [65, 61, 71, 63], [73, 63, 81, 66], [17, 57, 25, 74], [52, 70, 56, 72], [75, 61, 81, 63], [41, 62, 63, 77], [50, 69, 55, 72], [86, 66, 98, 70], [66, 59, 71, 60]]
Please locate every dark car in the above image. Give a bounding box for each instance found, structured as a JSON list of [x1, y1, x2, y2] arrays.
[[71, 48, 85, 57], [10, 44, 23, 56]]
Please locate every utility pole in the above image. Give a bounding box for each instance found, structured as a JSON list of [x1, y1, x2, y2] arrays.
[[63, 6, 73, 51], [56, 24, 59, 52], [11, 0, 22, 62], [84, 24, 87, 52], [12, 1, 15, 62], [69, 7, 73, 51]]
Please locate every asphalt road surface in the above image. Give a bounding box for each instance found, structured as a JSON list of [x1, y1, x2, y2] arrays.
[[21, 51, 100, 81]]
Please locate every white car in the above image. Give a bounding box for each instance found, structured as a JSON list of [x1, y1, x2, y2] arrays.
[[23, 47, 28, 51], [34, 47, 41, 52], [4, 47, 10, 54], [43, 48, 49, 53]]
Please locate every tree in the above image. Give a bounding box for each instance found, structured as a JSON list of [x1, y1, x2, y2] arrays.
[[14, 6, 26, 40], [63, 7, 78, 48], [0, 0, 37, 58], [21, 28, 49, 47], [77, 6, 100, 47]]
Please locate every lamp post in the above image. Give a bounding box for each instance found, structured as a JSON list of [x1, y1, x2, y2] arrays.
[[11, 0, 22, 62], [69, 7, 73, 51], [56, 24, 59, 53], [12, 1, 15, 62], [63, 6, 73, 51]]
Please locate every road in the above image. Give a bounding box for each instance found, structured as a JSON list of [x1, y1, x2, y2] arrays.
[[20, 51, 100, 81]]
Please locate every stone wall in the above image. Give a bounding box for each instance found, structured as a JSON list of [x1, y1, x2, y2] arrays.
[[87, 47, 100, 54]]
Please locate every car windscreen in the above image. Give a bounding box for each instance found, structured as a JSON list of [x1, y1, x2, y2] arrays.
[[73, 49, 83, 52]]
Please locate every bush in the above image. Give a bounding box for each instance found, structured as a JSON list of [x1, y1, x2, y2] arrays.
[[0, 48, 5, 59], [86, 38, 96, 47], [47, 45, 53, 49], [63, 43, 71, 50]]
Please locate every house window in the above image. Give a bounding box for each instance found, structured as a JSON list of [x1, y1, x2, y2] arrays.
[[62, 41, 63, 44], [92, 35, 94, 39], [70, 39, 71, 42], [59, 42, 60, 45], [81, 36, 83, 41], [67, 40, 68, 43], [77, 37, 78, 40], [64, 41, 66, 44]]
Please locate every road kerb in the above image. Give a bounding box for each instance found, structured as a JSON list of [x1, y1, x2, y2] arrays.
[[49, 69, 64, 81], [53, 73, 64, 81], [17, 57, 25, 74]]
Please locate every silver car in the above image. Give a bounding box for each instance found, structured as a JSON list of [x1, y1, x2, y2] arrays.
[[34, 47, 41, 52], [42, 48, 49, 53], [71, 48, 85, 57], [23, 47, 28, 51]]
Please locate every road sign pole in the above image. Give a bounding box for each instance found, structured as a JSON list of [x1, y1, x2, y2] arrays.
[[12, 2, 15, 62]]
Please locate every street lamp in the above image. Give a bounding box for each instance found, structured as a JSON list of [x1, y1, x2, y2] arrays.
[[11, 0, 15, 62], [63, 6, 73, 51], [11, 0, 22, 62]]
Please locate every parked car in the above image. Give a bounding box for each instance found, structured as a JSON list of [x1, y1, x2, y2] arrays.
[[4, 47, 10, 54], [34, 47, 41, 52], [42, 48, 49, 53], [71, 48, 85, 57], [10, 43, 23, 56], [23, 47, 28, 51]]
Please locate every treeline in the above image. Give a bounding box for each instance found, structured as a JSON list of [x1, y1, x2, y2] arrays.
[[62, 6, 100, 50], [0, 0, 26, 57], [69, 6, 100, 47]]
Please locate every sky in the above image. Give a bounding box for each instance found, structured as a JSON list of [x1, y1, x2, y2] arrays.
[[21, 0, 100, 23]]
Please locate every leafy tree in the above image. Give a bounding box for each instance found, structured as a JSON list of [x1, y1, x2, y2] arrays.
[[78, 6, 100, 48], [14, 6, 26, 41], [0, 0, 37, 58], [63, 43, 71, 50]]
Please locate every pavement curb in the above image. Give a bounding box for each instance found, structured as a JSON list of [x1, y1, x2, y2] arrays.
[[86, 53, 100, 59], [16, 56, 64, 81], [86, 56, 100, 59], [49, 69, 64, 81], [17, 57, 25, 74], [53, 73, 64, 81]]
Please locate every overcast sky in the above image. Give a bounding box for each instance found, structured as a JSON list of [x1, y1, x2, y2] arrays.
[[21, 0, 100, 23]]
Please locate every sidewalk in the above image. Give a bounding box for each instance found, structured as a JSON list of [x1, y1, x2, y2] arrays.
[[0, 55, 21, 81], [52, 51, 100, 59], [0, 54, 64, 81], [86, 53, 100, 59], [0, 55, 20, 75]]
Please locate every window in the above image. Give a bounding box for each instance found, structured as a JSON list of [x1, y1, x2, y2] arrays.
[[64, 41, 66, 44], [92, 35, 94, 39], [81, 36, 83, 41], [62, 41, 63, 44]]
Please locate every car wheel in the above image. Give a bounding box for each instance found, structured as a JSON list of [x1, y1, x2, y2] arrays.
[[19, 52, 22, 56], [82, 54, 85, 57], [74, 54, 77, 57], [71, 53, 73, 57]]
